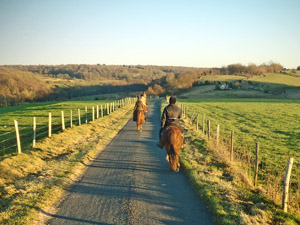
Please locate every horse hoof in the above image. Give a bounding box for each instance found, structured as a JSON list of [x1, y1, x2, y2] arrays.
[[166, 155, 169, 162], [175, 168, 180, 172]]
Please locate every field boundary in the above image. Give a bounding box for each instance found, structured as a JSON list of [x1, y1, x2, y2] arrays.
[[0, 98, 135, 157], [179, 102, 300, 222], [0, 102, 135, 224]]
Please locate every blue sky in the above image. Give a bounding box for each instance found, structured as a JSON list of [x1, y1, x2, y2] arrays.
[[0, 0, 299, 68]]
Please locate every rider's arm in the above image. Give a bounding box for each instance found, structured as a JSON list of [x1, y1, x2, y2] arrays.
[[161, 107, 167, 127]]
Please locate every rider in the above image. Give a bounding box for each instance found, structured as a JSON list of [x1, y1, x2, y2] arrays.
[[133, 96, 145, 121], [140, 92, 147, 112], [157, 96, 183, 148]]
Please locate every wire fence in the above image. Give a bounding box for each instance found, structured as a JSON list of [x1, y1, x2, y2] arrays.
[[180, 103, 299, 214], [0, 97, 136, 157]]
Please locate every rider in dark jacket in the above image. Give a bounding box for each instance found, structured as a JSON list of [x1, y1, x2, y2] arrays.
[[157, 96, 182, 148]]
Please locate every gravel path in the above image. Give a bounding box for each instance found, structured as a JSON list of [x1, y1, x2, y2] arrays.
[[47, 100, 214, 225]]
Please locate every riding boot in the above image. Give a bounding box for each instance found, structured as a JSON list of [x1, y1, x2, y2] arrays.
[[156, 127, 163, 148]]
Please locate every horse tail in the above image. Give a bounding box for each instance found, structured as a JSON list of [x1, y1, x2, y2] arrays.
[[169, 129, 178, 155]]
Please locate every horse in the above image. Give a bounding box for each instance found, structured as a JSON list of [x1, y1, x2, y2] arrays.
[[160, 125, 183, 172], [136, 109, 145, 132]]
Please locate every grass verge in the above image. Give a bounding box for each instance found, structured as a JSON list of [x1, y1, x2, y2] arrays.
[[180, 120, 300, 225], [0, 104, 134, 225]]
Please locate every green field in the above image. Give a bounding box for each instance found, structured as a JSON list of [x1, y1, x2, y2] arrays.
[[199, 75, 245, 82], [0, 99, 122, 156], [180, 85, 276, 98], [179, 98, 300, 209], [0, 103, 134, 224], [251, 73, 300, 86], [180, 72, 300, 99]]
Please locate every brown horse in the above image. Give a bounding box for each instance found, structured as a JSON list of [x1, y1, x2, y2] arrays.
[[160, 126, 183, 172], [136, 110, 145, 132]]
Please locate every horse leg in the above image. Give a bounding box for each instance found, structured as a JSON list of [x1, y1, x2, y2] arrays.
[[166, 154, 169, 162], [175, 157, 180, 172]]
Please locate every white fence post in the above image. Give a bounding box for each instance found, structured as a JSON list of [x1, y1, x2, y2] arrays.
[[78, 108, 81, 125], [61, 111, 65, 131], [33, 117, 36, 147], [282, 157, 294, 212], [48, 113, 52, 137], [14, 120, 21, 154], [70, 110, 73, 128]]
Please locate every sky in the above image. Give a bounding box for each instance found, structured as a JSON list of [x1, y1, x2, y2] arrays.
[[0, 0, 299, 68]]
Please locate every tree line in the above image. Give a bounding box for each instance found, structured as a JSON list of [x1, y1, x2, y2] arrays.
[[145, 62, 284, 95], [218, 62, 283, 77], [0, 62, 286, 106], [0, 67, 52, 106], [8, 64, 194, 84]]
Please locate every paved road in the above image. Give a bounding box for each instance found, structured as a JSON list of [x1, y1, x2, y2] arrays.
[[47, 100, 214, 225]]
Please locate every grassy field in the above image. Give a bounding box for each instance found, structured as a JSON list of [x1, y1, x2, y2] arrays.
[[180, 72, 300, 99], [251, 73, 300, 86], [179, 98, 300, 213], [0, 103, 134, 224], [0, 99, 123, 156], [179, 85, 275, 99], [199, 75, 245, 82]]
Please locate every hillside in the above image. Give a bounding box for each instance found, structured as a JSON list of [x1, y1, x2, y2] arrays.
[[182, 71, 300, 99], [0, 65, 209, 106], [8, 64, 201, 84], [0, 63, 297, 107], [0, 67, 52, 106]]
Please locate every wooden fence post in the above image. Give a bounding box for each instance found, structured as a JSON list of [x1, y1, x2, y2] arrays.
[[216, 124, 220, 147], [97, 105, 99, 119], [202, 114, 205, 136], [191, 111, 195, 124], [85, 106, 88, 123], [14, 120, 21, 154], [196, 114, 199, 131], [207, 120, 210, 140], [78, 109, 81, 126], [48, 113, 52, 137], [70, 110, 73, 128], [230, 130, 234, 161], [254, 142, 259, 186], [282, 157, 294, 212], [33, 117, 36, 147], [92, 106, 95, 121], [101, 105, 103, 117], [107, 103, 109, 115], [61, 111, 65, 131]]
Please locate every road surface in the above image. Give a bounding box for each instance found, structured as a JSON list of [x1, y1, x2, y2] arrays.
[[47, 100, 214, 225]]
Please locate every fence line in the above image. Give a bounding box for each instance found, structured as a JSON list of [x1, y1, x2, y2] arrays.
[[0, 97, 136, 157], [0, 130, 16, 137], [181, 103, 297, 213]]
